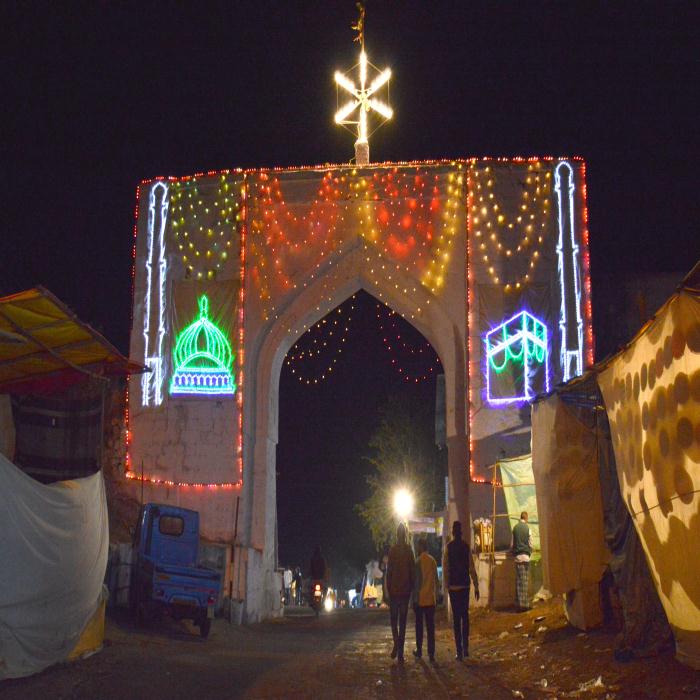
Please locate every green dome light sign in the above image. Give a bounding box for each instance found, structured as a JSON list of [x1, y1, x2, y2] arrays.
[[170, 294, 237, 396]]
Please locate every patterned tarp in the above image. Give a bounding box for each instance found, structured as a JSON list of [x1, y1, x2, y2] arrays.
[[598, 284, 700, 669]]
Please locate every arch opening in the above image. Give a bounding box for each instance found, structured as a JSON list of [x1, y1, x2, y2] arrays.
[[276, 290, 447, 600]]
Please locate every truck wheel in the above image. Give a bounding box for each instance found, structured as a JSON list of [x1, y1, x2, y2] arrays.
[[199, 617, 211, 639]]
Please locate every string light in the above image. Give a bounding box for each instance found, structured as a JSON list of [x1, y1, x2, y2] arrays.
[[285, 298, 355, 384], [170, 172, 242, 281], [580, 162, 595, 369], [376, 303, 441, 382], [470, 161, 550, 290], [237, 182, 247, 484], [124, 156, 592, 491], [125, 470, 240, 489]]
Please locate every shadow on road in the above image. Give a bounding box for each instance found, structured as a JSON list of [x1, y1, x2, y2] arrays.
[[107, 607, 208, 643]]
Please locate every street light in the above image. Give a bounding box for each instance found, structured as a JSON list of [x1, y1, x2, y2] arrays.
[[393, 487, 415, 521]]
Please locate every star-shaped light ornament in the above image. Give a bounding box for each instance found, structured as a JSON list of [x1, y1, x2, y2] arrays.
[[334, 49, 392, 165]]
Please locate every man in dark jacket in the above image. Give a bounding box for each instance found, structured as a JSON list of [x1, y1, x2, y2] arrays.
[[386, 522, 415, 663], [443, 520, 479, 661], [512, 511, 532, 611]]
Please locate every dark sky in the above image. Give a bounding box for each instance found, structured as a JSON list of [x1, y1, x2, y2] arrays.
[[3, 2, 699, 581]]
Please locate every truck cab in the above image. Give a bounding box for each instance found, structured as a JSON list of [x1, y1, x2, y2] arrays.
[[130, 503, 221, 638]]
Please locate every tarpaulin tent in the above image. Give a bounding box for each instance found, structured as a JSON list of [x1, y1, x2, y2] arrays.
[[0, 287, 142, 394], [532, 374, 671, 647], [597, 262, 700, 668], [0, 287, 144, 677], [0, 287, 144, 483], [0, 453, 109, 679], [532, 260, 699, 666], [531, 385, 610, 628]]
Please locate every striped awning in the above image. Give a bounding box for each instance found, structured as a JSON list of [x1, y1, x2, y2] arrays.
[[0, 287, 144, 392]]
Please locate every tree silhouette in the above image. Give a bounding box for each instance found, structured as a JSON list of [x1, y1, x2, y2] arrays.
[[356, 394, 445, 549]]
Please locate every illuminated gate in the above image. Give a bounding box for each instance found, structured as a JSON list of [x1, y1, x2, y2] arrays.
[[124, 158, 593, 621]]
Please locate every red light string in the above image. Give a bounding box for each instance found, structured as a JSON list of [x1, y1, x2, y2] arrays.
[[376, 303, 440, 383]]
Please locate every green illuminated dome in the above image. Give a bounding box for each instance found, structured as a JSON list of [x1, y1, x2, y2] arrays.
[[170, 294, 236, 395]]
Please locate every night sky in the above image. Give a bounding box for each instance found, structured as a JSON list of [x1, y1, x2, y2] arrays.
[[3, 2, 699, 582]]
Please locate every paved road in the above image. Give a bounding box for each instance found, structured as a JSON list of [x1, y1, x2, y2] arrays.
[[0, 606, 513, 699]]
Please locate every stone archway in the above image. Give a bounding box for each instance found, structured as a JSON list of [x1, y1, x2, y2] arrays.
[[124, 159, 592, 624], [240, 240, 469, 621]]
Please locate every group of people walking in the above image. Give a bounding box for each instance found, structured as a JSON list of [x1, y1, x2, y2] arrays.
[[385, 519, 479, 663], [282, 566, 304, 606], [385, 513, 531, 664]]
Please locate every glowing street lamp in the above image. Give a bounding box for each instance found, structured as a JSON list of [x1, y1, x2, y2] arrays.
[[334, 43, 392, 165], [393, 487, 414, 521]]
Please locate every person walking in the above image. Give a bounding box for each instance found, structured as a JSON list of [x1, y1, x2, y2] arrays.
[[512, 511, 533, 611], [386, 522, 415, 663], [283, 567, 292, 605], [412, 537, 438, 663], [443, 520, 479, 661], [293, 567, 302, 605]]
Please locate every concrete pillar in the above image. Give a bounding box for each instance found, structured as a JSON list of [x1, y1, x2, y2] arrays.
[[447, 434, 470, 531]]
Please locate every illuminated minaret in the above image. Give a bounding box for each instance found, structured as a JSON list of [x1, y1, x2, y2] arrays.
[[554, 161, 583, 382], [142, 181, 169, 406]]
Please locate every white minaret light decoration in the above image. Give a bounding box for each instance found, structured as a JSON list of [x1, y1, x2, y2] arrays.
[[334, 3, 393, 165]]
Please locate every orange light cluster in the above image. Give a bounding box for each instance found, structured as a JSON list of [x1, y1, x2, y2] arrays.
[[248, 166, 462, 319]]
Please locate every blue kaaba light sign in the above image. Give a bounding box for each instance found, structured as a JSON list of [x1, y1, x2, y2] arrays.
[[484, 310, 550, 405]]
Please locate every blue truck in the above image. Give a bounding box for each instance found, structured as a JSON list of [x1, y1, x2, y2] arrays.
[[130, 503, 221, 638]]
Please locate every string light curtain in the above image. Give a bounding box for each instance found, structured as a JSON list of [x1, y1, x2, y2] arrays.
[[467, 160, 593, 482], [248, 165, 464, 321], [285, 297, 355, 384]]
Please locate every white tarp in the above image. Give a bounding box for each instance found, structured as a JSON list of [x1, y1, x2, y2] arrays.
[[0, 453, 108, 679]]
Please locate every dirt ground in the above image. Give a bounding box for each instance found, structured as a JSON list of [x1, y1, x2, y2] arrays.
[[2, 598, 699, 699]]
